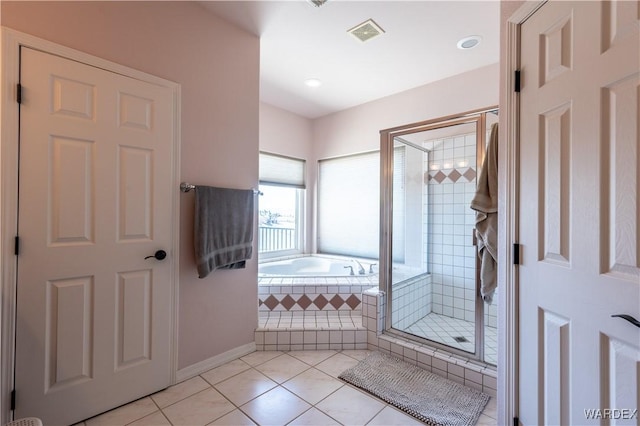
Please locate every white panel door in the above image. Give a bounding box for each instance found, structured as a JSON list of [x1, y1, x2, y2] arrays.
[[518, 1, 640, 425], [15, 47, 175, 425]]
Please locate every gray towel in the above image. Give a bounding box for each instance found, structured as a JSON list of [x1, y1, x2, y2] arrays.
[[194, 186, 254, 278], [470, 123, 498, 303]]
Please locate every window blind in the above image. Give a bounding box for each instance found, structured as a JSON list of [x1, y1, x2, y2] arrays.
[[259, 152, 305, 188], [317, 151, 380, 259]]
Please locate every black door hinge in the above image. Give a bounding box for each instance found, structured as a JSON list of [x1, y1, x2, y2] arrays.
[[513, 416, 519, 426], [513, 243, 521, 265], [14, 236, 20, 256], [10, 389, 16, 411], [16, 84, 22, 104], [514, 70, 521, 93]]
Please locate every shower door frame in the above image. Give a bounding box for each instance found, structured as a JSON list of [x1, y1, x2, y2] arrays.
[[380, 106, 496, 363]]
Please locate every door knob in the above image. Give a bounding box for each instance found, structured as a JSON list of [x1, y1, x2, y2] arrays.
[[145, 250, 167, 261], [611, 314, 640, 328]]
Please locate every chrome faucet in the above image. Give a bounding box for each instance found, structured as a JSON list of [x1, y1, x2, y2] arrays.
[[343, 265, 354, 276], [352, 260, 366, 275], [366, 263, 377, 273]]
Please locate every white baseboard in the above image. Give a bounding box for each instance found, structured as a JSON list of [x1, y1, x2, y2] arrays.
[[175, 342, 256, 383]]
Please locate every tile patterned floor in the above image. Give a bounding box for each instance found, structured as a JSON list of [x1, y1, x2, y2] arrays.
[[403, 313, 498, 365], [79, 350, 497, 426]]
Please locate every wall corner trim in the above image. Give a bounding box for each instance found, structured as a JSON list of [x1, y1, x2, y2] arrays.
[[175, 342, 256, 383]]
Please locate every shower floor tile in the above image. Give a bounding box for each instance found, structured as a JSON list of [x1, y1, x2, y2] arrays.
[[404, 312, 497, 365]]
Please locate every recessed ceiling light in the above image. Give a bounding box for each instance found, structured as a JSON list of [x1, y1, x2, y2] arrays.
[[457, 35, 482, 50], [304, 78, 322, 88]]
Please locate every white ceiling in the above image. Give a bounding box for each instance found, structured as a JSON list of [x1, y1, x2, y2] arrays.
[[201, 1, 500, 119]]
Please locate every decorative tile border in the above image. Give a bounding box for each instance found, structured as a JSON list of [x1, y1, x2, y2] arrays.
[[258, 281, 375, 312], [426, 167, 476, 184], [259, 293, 362, 311]]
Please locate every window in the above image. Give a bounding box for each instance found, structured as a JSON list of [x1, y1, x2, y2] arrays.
[[258, 152, 305, 256]]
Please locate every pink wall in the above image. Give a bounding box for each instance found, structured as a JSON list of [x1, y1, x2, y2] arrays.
[[312, 63, 499, 161], [2, 1, 260, 369], [259, 103, 314, 253], [260, 103, 312, 160]]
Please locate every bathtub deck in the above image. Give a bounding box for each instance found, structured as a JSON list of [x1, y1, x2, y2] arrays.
[[255, 311, 367, 351]]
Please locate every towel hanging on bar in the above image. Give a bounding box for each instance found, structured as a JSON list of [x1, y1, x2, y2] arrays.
[[193, 185, 255, 278], [180, 182, 262, 195]]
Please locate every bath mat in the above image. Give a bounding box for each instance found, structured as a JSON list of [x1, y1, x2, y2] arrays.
[[338, 351, 490, 426]]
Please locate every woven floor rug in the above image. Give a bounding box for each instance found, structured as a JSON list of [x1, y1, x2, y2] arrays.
[[338, 351, 490, 426]]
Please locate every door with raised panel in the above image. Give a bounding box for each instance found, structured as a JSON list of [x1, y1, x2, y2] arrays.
[[518, 1, 639, 424], [15, 47, 175, 425]]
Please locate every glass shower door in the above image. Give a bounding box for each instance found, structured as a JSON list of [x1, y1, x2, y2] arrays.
[[381, 112, 493, 362]]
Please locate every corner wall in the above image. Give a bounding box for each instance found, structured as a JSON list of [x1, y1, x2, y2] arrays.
[[259, 103, 314, 254], [1, 1, 260, 369]]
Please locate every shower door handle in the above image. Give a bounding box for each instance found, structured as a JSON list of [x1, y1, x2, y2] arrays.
[[611, 314, 640, 329], [472, 230, 477, 246]]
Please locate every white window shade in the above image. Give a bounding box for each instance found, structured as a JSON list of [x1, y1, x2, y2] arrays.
[[259, 152, 305, 188], [318, 151, 380, 259]]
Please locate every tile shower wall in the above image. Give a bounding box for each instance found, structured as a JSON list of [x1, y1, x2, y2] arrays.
[[391, 273, 432, 329], [362, 288, 497, 396], [425, 133, 477, 322]]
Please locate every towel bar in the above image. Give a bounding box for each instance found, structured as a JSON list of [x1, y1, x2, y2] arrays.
[[180, 182, 262, 195]]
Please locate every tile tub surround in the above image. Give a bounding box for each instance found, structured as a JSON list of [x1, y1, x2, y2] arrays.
[[258, 275, 376, 312], [255, 311, 368, 351], [362, 288, 497, 397]]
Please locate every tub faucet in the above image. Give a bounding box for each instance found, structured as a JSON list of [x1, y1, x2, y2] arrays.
[[367, 263, 377, 274], [352, 260, 366, 275], [343, 265, 354, 276]]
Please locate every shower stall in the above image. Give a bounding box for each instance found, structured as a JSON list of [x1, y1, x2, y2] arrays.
[[380, 108, 498, 365]]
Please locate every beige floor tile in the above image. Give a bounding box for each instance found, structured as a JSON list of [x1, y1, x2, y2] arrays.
[[151, 376, 210, 408], [314, 352, 360, 378], [315, 385, 385, 425], [482, 396, 497, 419], [287, 350, 337, 366], [208, 409, 257, 425], [288, 407, 341, 426], [341, 349, 372, 361], [475, 413, 498, 426], [214, 368, 277, 406], [162, 388, 234, 426], [240, 350, 282, 366], [282, 368, 344, 405], [254, 353, 311, 383], [367, 406, 423, 425], [240, 387, 310, 425], [201, 359, 251, 386], [86, 397, 157, 426], [127, 411, 171, 426]]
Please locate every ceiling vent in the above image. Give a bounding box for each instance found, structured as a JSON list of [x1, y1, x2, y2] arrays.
[[307, 0, 329, 7], [348, 19, 385, 43]]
